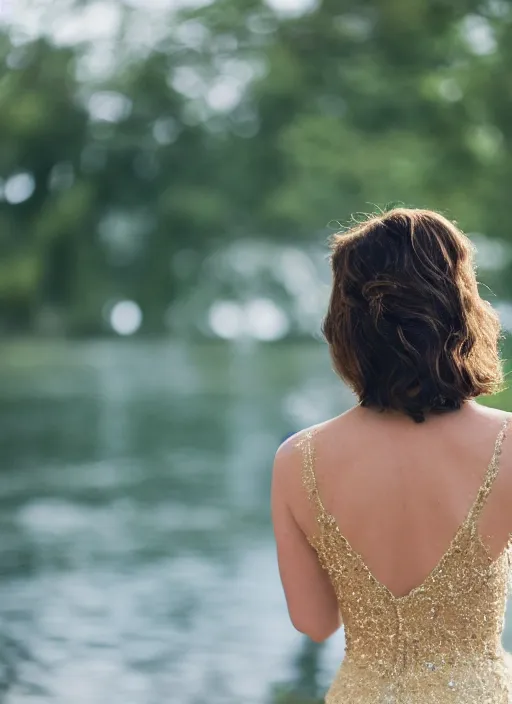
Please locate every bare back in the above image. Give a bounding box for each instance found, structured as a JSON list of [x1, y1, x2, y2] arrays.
[[272, 209, 512, 702], [292, 401, 512, 600]]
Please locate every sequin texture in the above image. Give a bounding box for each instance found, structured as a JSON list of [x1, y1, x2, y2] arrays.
[[297, 418, 512, 703]]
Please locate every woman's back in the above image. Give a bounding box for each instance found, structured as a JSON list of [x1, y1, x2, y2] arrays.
[[271, 209, 512, 703], [294, 402, 512, 601], [290, 403, 512, 703]]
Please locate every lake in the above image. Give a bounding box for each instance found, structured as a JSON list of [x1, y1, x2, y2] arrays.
[[0, 339, 511, 704]]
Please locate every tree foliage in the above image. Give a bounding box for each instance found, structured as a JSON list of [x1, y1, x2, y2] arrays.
[[1, 0, 512, 334]]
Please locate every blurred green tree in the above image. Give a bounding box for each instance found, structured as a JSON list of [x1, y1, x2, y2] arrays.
[[2, 0, 512, 334]]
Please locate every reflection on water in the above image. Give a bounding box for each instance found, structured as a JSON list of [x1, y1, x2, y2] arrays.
[[1, 340, 511, 703], [0, 340, 349, 704]]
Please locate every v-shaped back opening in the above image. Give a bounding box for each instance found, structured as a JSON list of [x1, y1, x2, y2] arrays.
[[299, 415, 511, 601]]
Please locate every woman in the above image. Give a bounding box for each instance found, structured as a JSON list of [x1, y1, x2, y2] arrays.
[[271, 208, 512, 703]]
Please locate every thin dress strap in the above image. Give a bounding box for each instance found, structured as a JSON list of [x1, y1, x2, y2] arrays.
[[467, 416, 511, 532], [296, 428, 328, 524]]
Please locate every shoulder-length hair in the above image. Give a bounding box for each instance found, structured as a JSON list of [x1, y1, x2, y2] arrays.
[[322, 208, 503, 422]]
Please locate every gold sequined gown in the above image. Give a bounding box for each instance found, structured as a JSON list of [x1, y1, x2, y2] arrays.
[[297, 418, 512, 703]]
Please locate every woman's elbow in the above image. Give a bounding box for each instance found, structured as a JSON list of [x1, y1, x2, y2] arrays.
[[307, 628, 334, 643], [291, 615, 341, 643]]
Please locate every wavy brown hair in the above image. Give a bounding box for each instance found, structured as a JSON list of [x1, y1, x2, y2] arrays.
[[322, 208, 503, 422]]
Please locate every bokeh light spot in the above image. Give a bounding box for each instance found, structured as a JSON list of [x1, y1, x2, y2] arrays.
[[208, 301, 244, 339], [245, 298, 289, 340], [264, 0, 319, 17], [4, 172, 36, 204], [110, 301, 143, 336]]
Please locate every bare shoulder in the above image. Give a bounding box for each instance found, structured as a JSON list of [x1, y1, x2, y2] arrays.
[[469, 401, 512, 422], [272, 427, 314, 484], [273, 409, 356, 480], [463, 403, 512, 481], [476, 403, 512, 448], [275, 413, 348, 457], [463, 402, 512, 438]]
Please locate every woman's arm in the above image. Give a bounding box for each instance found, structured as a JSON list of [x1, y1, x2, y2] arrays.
[[271, 439, 342, 643]]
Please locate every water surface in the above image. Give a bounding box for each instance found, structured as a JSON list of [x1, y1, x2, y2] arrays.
[[0, 340, 511, 703], [0, 340, 350, 703]]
